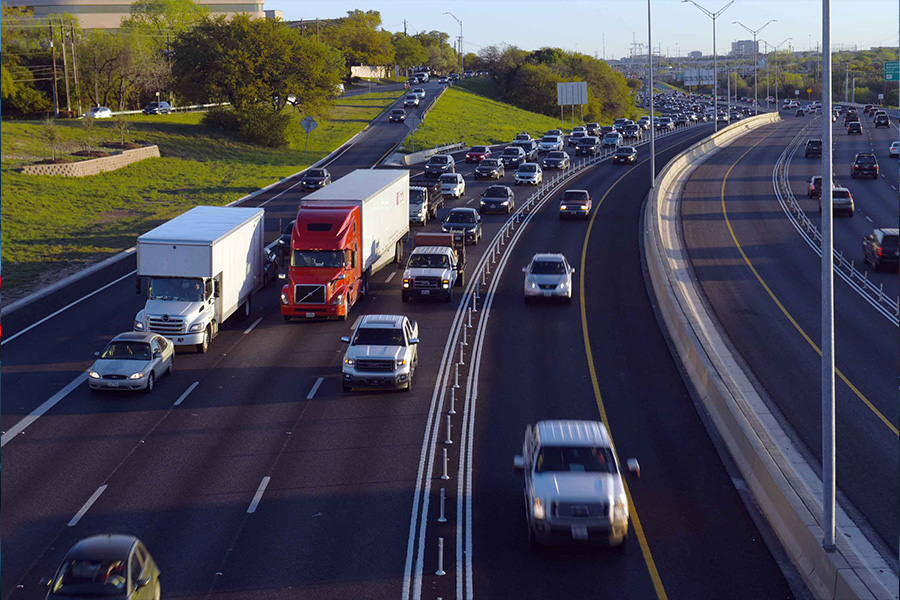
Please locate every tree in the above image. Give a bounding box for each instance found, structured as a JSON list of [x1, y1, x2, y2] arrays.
[[393, 34, 428, 71], [113, 114, 131, 144], [42, 117, 60, 159], [121, 0, 208, 34], [322, 10, 394, 78]]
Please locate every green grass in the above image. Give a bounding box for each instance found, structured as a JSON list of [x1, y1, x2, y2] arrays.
[[401, 86, 564, 152], [1, 90, 401, 297]]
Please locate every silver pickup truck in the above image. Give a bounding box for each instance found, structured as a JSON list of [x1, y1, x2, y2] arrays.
[[402, 233, 466, 303], [514, 420, 640, 547], [340, 314, 419, 392]]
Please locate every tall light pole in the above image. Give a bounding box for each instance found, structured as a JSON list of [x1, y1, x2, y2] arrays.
[[682, 0, 735, 132], [648, 0, 655, 189], [761, 38, 791, 111], [443, 12, 463, 78], [733, 19, 777, 114]]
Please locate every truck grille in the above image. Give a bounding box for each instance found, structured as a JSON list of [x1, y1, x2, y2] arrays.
[[356, 359, 396, 372], [413, 276, 440, 289], [148, 316, 185, 335], [554, 501, 608, 518], [294, 284, 326, 304]]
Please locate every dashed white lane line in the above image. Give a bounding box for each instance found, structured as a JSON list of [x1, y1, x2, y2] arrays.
[[247, 476, 271, 514], [385, 271, 396, 283], [306, 377, 324, 400], [465, 198, 474, 205], [243, 317, 263, 334], [866, 216, 874, 223], [69, 485, 108, 526], [1, 372, 89, 448], [174, 382, 200, 406], [891, 185, 898, 191]]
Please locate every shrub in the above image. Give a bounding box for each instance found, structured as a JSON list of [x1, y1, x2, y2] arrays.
[[236, 106, 299, 148], [201, 106, 240, 131]]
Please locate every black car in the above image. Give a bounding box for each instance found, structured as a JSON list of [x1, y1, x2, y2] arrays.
[[474, 158, 505, 179], [599, 125, 616, 136], [851, 153, 878, 179], [567, 131, 588, 147], [389, 108, 407, 122], [42, 535, 161, 600], [863, 228, 899, 271], [613, 146, 638, 164], [301, 167, 331, 190], [805, 139, 822, 158], [512, 140, 538, 161], [499, 147, 527, 169], [673, 115, 689, 127], [142, 101, 171, 115], [874, 113, 890, 128], [575, 136, 600, 156], [847, 121, 863, 135], [585, 122, 601, 135], [424, 154, 456, 177], [541, 151, 570, 170], [441, 207, 482, 245], [479, 185, 515, 214], [277, 219, 296, 263], [844, 113, 859, 125], [263, 248, 278, 285]]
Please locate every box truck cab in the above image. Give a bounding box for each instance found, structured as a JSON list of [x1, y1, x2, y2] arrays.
[[133, 206, 265, 353], [281, 169, 410, 321]]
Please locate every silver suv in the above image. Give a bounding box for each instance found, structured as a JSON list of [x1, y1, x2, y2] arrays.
[[341, 315, 419, 392], [514, 420, 639, 547]]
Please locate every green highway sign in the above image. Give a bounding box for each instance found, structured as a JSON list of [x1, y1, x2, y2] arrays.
[[885, 61, 899, 82]]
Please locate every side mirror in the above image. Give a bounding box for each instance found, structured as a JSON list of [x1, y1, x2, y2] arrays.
[[522, 267, 528, 273], [135, 577, 151, 589], [213, 280, 221, 298], [513, 455, 525, 472], [569, 267, 576, 274], [627, 458, 641, 477], [153, 351, 162, 359], [94, 351, 100, 357], [337, 273, 345, 280], [409, 338, 419, 345], [340, 336, 350, 344]]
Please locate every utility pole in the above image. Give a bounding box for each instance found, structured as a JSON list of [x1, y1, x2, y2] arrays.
[[59, 20, 71, 113], [844, 63, 849, 102], [403, 19, 407, 36], [167, 31, 173, 105], [70, 23, 82, 116], [683, 0, 735, 133], [49, 22, 59, 117], [316, 18, 319, 43], [648, 0, 655, 189]]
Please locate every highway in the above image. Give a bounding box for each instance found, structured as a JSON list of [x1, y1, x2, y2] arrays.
[[680, 114, 899, 558], [3, 91, 804, 600]]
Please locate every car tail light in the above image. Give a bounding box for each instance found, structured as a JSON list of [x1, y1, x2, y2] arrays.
[[877, 247, 883, 257]]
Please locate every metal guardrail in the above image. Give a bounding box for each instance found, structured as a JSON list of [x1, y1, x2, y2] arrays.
[[772, 118, 899, 323]]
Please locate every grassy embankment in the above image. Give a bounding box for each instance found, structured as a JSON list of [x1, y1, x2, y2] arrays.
[[401, 81, 564, 152], [1, 90, 400, 298]]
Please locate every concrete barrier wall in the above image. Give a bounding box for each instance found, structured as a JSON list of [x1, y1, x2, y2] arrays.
[[401, 142, 466, 166], [643, 114, 895, 600], [21, 145, 160, 177]]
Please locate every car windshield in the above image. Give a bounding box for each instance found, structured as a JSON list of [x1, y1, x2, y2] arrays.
[[483, 187, 508, 198], [392, 110, 404, 115], [572, 132, 586, 138], [470, 146, 488, 153], [149, 277, 204, 302], [52, 559, 128, 597], [541, 137, 557, 143], [352, 327, 405, 346], [535, 445, 617, 474], [101, 341, 151, 360], [563, 191, 588, 202], [410, 189, 426, 204], [291, 250, 343, 268], [307, 169, 325, 178], [531, 260, 566, 274], [501, 149, 521, 156], [409, 254, 451, 268], [616, 148, 633, 154], [446, 211, 476, 224], [479, 159, 499, 167], [440, 174, 459, 183], [519, 165, 537, 173], [547, 152, 566, 159], [430, 156, 449, 164]]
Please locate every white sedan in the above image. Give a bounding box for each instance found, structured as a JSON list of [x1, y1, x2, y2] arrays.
[[88, 331, 174, 393], [84, 106, 113, 119], [440, 173, 466, 198], [523, 253, 575, 303], [890, 141, 899, 158]]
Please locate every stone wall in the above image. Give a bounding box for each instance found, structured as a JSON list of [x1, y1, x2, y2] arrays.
[[21, 145, 161, 177]]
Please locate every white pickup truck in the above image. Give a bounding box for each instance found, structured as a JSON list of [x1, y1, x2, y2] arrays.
[[340, 314, 419, 392], [402, 233, 466, 303], [514, 420, 640, 547]]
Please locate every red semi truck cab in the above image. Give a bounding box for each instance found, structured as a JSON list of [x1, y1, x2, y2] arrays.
[[280, 169, 410, 321]]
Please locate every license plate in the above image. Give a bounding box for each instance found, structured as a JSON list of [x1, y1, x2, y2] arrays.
[[305, 312, 316, 318], [108, 382, 119, 387], [571, 526, 588, 540], [543, 292, 552, 297], [421, 290, 430, 295]]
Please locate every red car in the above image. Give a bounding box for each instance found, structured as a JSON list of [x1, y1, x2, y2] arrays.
[[465, 145, 492, 163]]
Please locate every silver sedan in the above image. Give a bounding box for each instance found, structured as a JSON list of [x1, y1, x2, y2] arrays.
[[88, 331, 174, 393], [523, 253, 575, 303]]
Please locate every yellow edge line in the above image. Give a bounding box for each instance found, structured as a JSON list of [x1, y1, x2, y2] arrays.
[[579, 159, 668, 600], [719, 131, 899, 438]]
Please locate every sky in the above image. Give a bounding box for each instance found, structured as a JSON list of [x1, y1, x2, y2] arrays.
[[272, 0, 898, 59]]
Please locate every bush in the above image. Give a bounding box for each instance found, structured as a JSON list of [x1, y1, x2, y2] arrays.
[[236, 106, 299, 148], [201, 106, 240, 131]]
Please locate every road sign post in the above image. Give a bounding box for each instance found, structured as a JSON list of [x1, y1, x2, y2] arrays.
[[807, 87, 813, 99], [405, 113, 422, 152], [884, 61, 898, 82], [300, 116, 318, 152]]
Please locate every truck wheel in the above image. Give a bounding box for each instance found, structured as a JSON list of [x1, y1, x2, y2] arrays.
[[198, 326, 210, 353], [239, 296, 251, 320], [283, 315, 292, 322], [404, 371, 413, 392], [444, 288, 454, 303], [456, 271, 465, 287], [402, 292, 410, 303], [342, 382, 353, 393], [395, 240, 404, 265]]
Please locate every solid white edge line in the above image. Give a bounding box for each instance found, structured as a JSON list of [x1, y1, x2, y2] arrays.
[[1, 372, 89, 447], [247, 476, 271, 514], [2, 270, 137, 346], [385, 271, 397, 283], [174, 382, 200, 407], [68, 485, 108, 527], [243, 317, 263, 334], [306, 377, 324, 400]]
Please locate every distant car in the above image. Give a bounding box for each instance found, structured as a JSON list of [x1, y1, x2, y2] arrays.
[[404, 94, 420, 108], [465, 145, 492, 163], [441, 207, 482, 244], [538, 135, 564, 153], [622, 124, 643, 140], [514, 163, 543, 186], [499, 146, 527, 169], [142, 101, 171, 115], [412, 87, 426, 99], [512, 140, 539, 161], [847, 122, 866, 137], [479, 185, 516, 213], [277, 219, 295, 262], [863, 228, 899, 271], [440, 172, 466, 198], [84, 106, 112, 119], [851, 153, 878, 179], [673, 115, 690, 127], [541, 151, 570, 170], [425, 154, 456, 177], [874, 113, 890, 128], [844, 113, 859, 126], [389, 108, 407, 122], [823, 186, 854, 217], [871, 110, 886, 122], [602, 132, 623, 148], [41, 535, 161, 600], [863, 104, 874, 115], [807, 176, 823, 199], [545, 129, 565, 138], [656, 117, 674, 131], [890, 141, 899, 158], [568, 130, 588, 147], [88, 331, 174, 393], [438, 76, 449, 84], [558, 189, 592, 220], [599, 125, 616, 136], [585, 122, 601, 136], [340, 314, 419, 391], [474, 158, 505, 179], [636, 117, 651, 130], [263, 248, 278, 286], [613, 146, 637, 164], [795, 108, 806, 117], [804, 139, 822, 158], [522, 254, 575, 302], [575, 136, 600, 156], [301, 167, 331, 190], [514, 132, 533, 142]]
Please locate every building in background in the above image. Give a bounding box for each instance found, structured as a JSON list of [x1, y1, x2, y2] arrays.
[[688, 50, 703, 59], [4, 0, 265, 28], [731, 39, 758, 58]]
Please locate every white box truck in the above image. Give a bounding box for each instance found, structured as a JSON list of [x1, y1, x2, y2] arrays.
[[134, 206, 265, 352], [281, 169, 410, 320]]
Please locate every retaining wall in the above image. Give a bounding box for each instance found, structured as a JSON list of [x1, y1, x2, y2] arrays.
[[21, 145, 160, 177]]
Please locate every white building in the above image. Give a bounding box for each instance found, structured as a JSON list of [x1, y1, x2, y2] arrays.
[[5, 0, 265, 28]]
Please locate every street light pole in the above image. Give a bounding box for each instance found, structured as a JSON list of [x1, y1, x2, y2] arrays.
[[733, 19, 777, 115], [683, 0, 735, 133], [648, 0, 655, 189], [443, 12, 463, 78], [761, 38, 791, 112]]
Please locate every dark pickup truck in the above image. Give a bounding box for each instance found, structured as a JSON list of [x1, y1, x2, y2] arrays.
[[409, 178, 444, 225]]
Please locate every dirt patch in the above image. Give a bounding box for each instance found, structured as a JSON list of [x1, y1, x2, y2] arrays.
[[71, 150, 111, 158], [33, 157, 74, 165], [102, 141, 143, 150]]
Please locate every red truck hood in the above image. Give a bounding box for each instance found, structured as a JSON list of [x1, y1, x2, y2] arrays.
[[288, 267, 344, 286]]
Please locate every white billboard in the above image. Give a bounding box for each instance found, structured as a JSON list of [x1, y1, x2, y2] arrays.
[[557, 81, 588, 106]]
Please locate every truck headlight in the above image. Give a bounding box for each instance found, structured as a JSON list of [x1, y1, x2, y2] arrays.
[[281, 291, 289, 305], [559, 205, 567, 211], [442, 280, 450, 289], [128, 372, 145, 380], [332, 295, 344, 306], [89, 371, 101, 379], [189, 323, 204, 332], [344, 358, 355, 366], [533, 498, 546, 520], [580, 205, 589, 211], [133, 320, 145, 331], [403, 278, 411, 289]]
